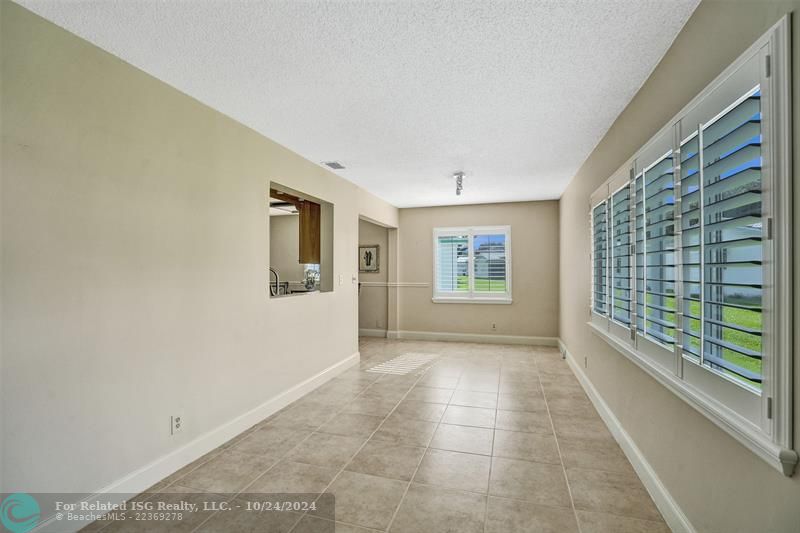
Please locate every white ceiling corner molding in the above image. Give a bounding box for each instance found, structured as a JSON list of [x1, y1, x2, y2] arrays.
[[19, 0, 699, 207]]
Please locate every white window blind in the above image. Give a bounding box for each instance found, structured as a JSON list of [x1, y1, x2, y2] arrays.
[[586, 18, 795, 475], [433, 226, 511, 303]]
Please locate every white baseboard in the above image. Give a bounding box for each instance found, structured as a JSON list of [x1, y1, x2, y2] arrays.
[[36, 351, 361, 533], [387, 329, 557, 346], [559, 339, 695, 533], [359, 328, 387, 338]]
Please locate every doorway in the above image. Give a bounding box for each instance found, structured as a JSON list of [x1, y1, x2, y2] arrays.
[[358, 218, 390, 337]]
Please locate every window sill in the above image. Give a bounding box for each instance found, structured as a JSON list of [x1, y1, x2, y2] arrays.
[[587, 321, 798, 476], [432, 297, 512, 305]]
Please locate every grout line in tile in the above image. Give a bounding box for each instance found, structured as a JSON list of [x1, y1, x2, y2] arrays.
[[536, 355, 583, 533], [382, 366, 469, 532], [482, 370, 500, 532], [188, 378, 383, 532], [284, 369, 430, 533]]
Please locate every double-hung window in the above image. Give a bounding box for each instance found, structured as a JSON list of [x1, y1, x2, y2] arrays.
[[589, 18, 795, 475], [433, 226, 512, 303]]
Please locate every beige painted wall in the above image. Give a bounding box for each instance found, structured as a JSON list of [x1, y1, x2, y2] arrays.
[[358, 219, 388, 331], [398, 201, 558, 338], [0, 2, 398, 494], [559, 2, 800, 532], [357, 188, 399, 229], [269, 215, 305, 282]]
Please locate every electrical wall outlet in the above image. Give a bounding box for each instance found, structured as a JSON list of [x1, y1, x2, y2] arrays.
[[171, 414, 184, 435], [491, 323, 497, 331]]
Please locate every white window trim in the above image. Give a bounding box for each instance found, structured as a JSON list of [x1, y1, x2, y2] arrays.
[[588, 17, 796, 476], [432, 225, 512, 304]]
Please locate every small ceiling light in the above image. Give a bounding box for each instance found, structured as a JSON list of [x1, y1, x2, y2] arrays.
[[454, 171, 464, 196]]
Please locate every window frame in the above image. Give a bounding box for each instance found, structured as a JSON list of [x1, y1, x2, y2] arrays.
[[432, 225, 512, 304], [588, 17, 795, 476]]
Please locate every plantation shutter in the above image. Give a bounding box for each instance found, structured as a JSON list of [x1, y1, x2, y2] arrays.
[[436, 234, 469, 293], [641, 151, 677, 345], [592, 202, 608, 314], [611, 187, 632, 324], [685, 87, 764, 388]]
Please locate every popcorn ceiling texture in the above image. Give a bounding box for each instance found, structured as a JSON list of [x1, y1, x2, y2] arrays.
[[18, 0, 698, 207]]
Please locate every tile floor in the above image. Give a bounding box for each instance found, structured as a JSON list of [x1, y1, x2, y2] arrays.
[[84, 338, 668, 532]]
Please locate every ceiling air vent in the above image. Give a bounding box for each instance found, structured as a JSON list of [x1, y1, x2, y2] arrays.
[[323, 161, 346, 170]]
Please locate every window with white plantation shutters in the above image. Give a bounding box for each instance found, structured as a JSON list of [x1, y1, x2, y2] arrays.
[[642, 150, 677, 346], [586, 19, 795, 475], [611, 189, 631, 324], [433, 226, 511, 303], [592, 202, 608, 314], [692, 86, 764, 390]]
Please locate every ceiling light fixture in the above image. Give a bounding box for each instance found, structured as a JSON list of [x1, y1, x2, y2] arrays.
[[454, 171, 464, 196]]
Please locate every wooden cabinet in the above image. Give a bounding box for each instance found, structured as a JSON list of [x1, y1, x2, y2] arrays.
[[271, 188, 321, 265], [298, 199, 320, 264]]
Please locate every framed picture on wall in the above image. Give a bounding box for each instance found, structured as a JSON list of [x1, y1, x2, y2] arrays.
[[359, 245, 380, 273]]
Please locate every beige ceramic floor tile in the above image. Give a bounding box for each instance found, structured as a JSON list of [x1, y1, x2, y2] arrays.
[[389, 483, 486, 533], [567, 468, 663, 521], [485, 496, 579, 533], [245, 460, 338, 495], [413, 448, 491, 493], [495, 409, 553, 434], [392, 399, 446, 422], [493, 429, 560, 464], [179, 450, 276, 493], [449, 390, 498, 408], [317, 413, 384, 439], [557, 436, 634, 474], [229, 426, 309, 457], [286, 432, 366, 469], [430, 424, 494, 455], [489, 457, 571, 508], [441, 405, 496, 428], [372, 414, 438, 447], [498, 393, 547, 413], [314, 471, 407, 531], [404, 385, 454, 404], [345, 439, 426, 481], [576, 510, 670, 533]]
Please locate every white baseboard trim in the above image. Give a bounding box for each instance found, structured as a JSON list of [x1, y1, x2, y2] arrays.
[[359, 328, 387, 338], [558, 339, 695, 533], [386, 329, 557, 346], [36, 351, 361, 533]]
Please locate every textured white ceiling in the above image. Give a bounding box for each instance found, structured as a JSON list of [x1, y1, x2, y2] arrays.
[[18, 0, 698, 207]]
